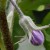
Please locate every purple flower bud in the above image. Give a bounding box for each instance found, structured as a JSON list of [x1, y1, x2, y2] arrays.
[[30, 30, 44, 46]]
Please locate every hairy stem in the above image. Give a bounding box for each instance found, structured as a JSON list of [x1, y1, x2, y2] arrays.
[[0, 9, 14, 50], [10, 0, 24, 17]]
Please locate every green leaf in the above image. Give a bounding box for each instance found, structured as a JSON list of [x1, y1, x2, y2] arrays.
[[42, 12, 50, 50], [19, 0, 50, 11], [42, 12, 50, 25]]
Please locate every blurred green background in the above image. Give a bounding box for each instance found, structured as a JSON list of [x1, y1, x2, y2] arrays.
[[0, 0, 50, 50]]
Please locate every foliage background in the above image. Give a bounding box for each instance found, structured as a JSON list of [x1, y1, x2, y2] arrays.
[[0, 0, 50, 50]]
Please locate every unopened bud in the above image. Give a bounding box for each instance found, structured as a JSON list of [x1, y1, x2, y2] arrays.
[[30, 30, 44, 46]]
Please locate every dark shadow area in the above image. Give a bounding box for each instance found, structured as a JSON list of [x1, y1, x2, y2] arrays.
[[33, 9, 50, 24]]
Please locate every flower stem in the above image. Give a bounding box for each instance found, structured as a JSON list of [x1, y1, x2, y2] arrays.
[[10, 0, 24, 17]]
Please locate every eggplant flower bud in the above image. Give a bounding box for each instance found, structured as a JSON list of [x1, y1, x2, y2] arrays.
[[19, 15, 44, 46], [30, 30, 44, 46]]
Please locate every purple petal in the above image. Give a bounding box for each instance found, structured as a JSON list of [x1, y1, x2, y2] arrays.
[[31, 37, 40, 46], [30, 30, 44, 46]]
